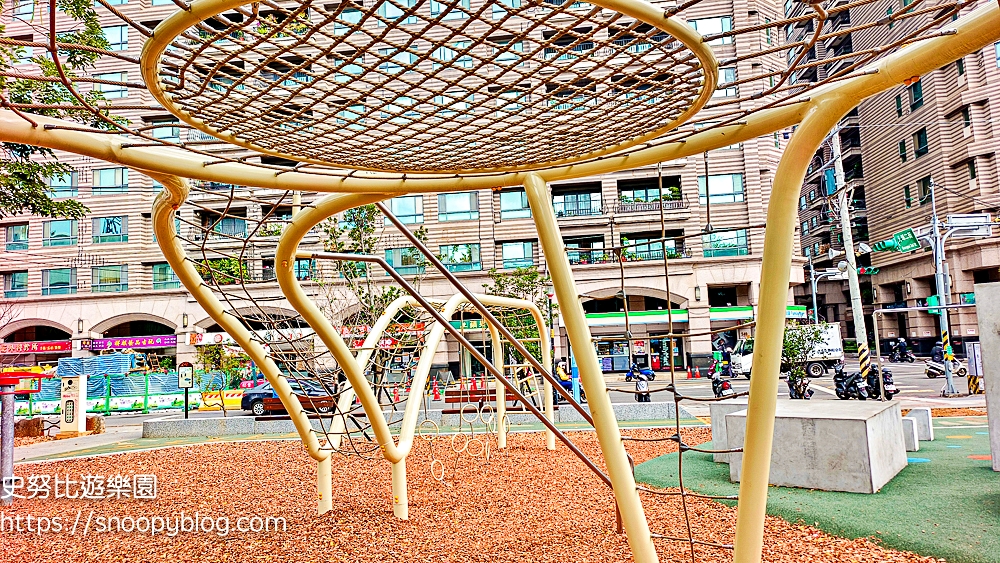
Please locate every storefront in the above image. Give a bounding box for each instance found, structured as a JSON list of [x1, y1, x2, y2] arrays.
[[83, 335, 178, 369], [0, 339, 73, 367], [582, 310, 690, 372]]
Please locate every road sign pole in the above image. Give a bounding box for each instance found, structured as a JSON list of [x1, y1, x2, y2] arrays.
[[929, 183, 958, 396], [833, 133, 873, 386]]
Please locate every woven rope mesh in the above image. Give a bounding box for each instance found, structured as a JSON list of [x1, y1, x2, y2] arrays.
[[153, 0, 706, 172]]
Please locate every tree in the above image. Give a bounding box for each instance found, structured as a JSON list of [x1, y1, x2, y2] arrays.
[[482, 266, 556, 365], [195, 343, 249, 416], [781, 321, 824, 399], [0, 0, 125, 220]]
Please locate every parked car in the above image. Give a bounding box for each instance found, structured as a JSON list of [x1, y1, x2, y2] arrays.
[[241, 380, 335, 416]]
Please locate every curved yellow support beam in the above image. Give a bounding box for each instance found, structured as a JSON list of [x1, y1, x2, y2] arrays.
[[149, 173, 333, 514]]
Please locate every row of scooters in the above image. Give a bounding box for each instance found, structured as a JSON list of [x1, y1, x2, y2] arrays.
[[832, 361, 898, 400], [888, 348, 968, 378]]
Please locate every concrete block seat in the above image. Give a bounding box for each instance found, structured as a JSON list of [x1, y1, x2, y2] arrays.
[[726, 401, 907, 494]]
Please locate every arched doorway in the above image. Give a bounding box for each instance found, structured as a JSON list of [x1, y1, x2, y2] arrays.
[[0, 321, 73, 366]]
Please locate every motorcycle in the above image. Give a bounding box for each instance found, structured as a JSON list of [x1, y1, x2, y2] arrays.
[[924, 358, 967, 379], [711, 369, 735, 398], [834, 366, 870, 400], [867, 366, 898, 400], [625, 364, 656, 383], [889, 349, 916, 363]]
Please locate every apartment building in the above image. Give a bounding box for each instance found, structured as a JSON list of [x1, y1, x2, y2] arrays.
[[785, 0, 874, 343], [0, 0, 805, 373], [852, 1, 1000, 354]]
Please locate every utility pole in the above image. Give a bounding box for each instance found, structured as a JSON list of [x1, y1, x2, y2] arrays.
[[928, 182, 958, 396], [831, 127, 873, 382]]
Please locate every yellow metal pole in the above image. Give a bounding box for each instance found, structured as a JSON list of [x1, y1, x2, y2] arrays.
[[732, 96, 854, 563], [523, 173, 658, 563], [489, 322, 507, 449], [318, 455, 332, 515]]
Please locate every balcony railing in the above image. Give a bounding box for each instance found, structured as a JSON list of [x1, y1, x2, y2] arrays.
[[553, 201, 603, 218], [613, 196, 689, 214], [568, 248, 689, 265]]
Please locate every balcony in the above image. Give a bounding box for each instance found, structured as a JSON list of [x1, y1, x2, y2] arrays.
[[567, 248, 689, 265], [613, 196, 689, 215], [553, 200, 603, 218]]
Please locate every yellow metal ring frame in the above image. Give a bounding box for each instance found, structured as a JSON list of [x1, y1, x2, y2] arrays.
[[0, 3, 998, 563]]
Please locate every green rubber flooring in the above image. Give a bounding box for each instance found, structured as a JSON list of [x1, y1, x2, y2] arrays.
[[635, 416, 997, 563]]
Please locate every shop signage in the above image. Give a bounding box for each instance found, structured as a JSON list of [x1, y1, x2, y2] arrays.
[[86, 335, 178, 351], [0, 340, 72, 355], [190, 329, 315, 346]]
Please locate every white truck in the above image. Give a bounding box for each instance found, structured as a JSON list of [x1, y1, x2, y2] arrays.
[[730, 322, 844, 378]]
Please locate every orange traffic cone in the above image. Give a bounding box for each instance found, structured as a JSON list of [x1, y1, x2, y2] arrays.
[[393, 386, 400, 403], [695, 367, 702, 379], [686, 367, 693, 379], [432, 379, 441, 401]]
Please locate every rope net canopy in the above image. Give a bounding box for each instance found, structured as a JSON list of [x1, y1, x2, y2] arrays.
[[147, 0, 711, 173]]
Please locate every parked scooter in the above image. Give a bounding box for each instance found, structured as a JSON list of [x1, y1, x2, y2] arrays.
[[924, 358, 967, 378], [833, 362, 870, 400], [888, 349, 916, 363], [867, 366, 898, 400], [711, 369, 735, 398], [625, 363, 656, 382]]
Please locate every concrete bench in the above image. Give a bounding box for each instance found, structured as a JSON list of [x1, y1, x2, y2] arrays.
[[904, 407, 934, 441], [725, 401, 907, 494], [901, 417, 919, 451], [709, 398, 748, 463]]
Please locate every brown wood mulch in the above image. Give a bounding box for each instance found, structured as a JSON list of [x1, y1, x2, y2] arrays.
[[1, 428, 937, 563]]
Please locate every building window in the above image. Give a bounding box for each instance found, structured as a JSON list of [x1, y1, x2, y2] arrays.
[[961, 107, 972, 128], [439, 243, 482, 272], [93, 167, 128, 194], [714, 67, 737, 97], [624, 233, 683, 260], [500, 189, 532, 219], [294, 258, 314, 281], [92, 216, 128, 243], [42, 268, 77, 295], [913, 128, 928, 157], [501, 241, 533, 268], [801, 221, 809, 235], [765, 17, 772, 45], [377, 47, 417, 74], [384, 247, 426, 275], [687, 16, 733, 45], [94, 72, 128, 99], [956, 58, 965, 75], [102, 25, 128, 51], [903, 185, 912, 208], [968, 160, 977, 180], [4, 271, 28, 298], [389, 195, 423, 224], [493, 0, 521, 19], [5, 224, 28, 251], [150, 119, 180, 143], [995, 42, 1000, 67], [702, 229, 749, 258], [152, 263, 180, 289], [376, 0, 417, 25], [48, 171, 78, 198], [92, 265, 128, 293], [553, 190, 602, 217], [42, 219, 77, 247], [210, 216, 247, 239], [333, 8, 362, 34], [14, 0, 33, 19], [895, 94, 903, 118], [898, 140, 907, 162], [918, 176, 932, 206], [697, 173, 744, 204], [799, 196, 806, 210], [907, 80, 923, 111], [432, 42, 474, 69], [430, 0, 469, 19], [438, 192, 479, 221], [566, 237, 606, 264]]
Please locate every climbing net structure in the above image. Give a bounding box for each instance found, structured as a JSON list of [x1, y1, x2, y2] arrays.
[[2, 0, 1000, 561]]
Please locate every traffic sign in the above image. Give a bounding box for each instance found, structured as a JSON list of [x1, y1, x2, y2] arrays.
[[892, 228, 921, 252]]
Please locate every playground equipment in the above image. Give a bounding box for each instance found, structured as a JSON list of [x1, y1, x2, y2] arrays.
[[3, 0, 999, 560]]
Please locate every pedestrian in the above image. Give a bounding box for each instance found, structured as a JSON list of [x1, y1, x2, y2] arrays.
[[555, 360, 572, 402], [635, 365, 651, 402]]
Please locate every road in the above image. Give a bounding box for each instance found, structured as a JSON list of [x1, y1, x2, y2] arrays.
[[37, 359, 982, 429]]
